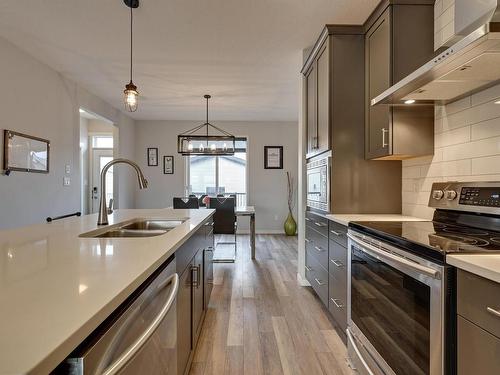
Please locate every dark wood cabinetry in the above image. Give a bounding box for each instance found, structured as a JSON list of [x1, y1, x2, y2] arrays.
[[365, 2, 435, 160], [176, 216, 214, 375], [305, 212, 348, 337]]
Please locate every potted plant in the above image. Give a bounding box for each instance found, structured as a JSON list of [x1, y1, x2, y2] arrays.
[[284, 171, 297, 236]]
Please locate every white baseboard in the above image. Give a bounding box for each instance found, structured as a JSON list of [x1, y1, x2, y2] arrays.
[[297, 272, 310, 286]]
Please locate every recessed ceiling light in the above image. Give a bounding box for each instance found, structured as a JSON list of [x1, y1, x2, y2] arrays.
[[404, 99, 416, 104], [79, 108, 85, 113], [494, 100, 500, 104]]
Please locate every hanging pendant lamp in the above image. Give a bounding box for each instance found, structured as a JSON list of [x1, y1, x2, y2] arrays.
[[177, 95, 236, 156], [123, 0, 139, 112]]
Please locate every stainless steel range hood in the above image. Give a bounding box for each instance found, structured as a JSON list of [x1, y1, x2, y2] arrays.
[[372, 0, 500, 106]]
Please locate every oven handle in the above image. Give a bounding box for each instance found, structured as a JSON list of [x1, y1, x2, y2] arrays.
[[346, 329, 375, 375], [101, 273, 179, 375], [347, 233, 439, 279]]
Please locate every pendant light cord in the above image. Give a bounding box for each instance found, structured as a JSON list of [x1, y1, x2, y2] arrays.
[[130, 5, 133, 83]]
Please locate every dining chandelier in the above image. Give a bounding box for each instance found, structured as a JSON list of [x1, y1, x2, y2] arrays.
[[177, 95, 236, 156]]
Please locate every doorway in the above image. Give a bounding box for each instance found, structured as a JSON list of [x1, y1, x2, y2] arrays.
[[79, 109, 116, 215]]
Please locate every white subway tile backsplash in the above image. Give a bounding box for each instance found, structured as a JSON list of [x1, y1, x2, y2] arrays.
[[471, 117, 500, 140], [402, 82, 500, 218], [442, 136, 500, 161], [471, 156, 500, 175]]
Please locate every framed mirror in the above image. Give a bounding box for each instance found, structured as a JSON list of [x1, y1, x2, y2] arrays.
[[3, 130, 50, 174]]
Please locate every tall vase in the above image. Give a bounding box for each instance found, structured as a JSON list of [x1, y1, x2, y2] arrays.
[[284, 211, 297, 236]]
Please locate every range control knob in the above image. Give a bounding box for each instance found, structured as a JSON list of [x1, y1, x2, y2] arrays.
[[432, 190, 444, 200], [445, 190, 458, 201]]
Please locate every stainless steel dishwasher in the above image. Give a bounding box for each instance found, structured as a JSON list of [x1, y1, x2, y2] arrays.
[[61, 256, 179, 375]]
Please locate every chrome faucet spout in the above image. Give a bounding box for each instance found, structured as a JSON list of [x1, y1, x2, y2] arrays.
[[97, 158, 148, 225]]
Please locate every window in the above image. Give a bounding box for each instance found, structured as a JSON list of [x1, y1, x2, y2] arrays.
[[188, 138, 247, 206], [92, 135, 113, 149]]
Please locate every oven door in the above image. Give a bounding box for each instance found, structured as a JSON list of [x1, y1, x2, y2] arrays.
[[347, 231, 446, 375]]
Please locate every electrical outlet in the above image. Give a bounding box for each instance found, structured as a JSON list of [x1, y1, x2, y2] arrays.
[[65, 164, 71, 174], [63, 177, 71, 186]]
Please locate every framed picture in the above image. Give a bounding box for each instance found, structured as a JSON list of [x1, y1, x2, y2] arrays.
[[163, 155, 174, 174], [147, 147, 158, 166], [264, 146, 283, 169], [3, 130, 50, 174]]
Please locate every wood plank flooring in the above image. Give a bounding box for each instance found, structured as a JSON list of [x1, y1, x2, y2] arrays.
[[189, 234, 353, 375]]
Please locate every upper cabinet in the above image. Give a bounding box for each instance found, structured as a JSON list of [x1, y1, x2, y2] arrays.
[[365, 1, 435, 160], [305, 39, 330, 158]]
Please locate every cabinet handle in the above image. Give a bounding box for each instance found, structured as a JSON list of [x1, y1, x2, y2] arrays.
[[305, 238, 311, 243], [330, 259, 343, 267], [314, 222, 327, 228], [330, 230, 342, 236], [191, 265, 200, 288], [305, 265, 313, 272], [314, 278, 325, 286], [381, 128, 389, 148], [330, 298, 344, 308], [314, 246, 325, 252], [487, 306, 500, 318], [305, 217, 311, 222]]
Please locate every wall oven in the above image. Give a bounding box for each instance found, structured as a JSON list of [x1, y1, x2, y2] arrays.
[[347, 231, 454, 375], [306, 152, 331, 212]]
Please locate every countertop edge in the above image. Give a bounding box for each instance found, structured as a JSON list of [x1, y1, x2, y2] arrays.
[[447, 255, 500, 284], [30, 209, 215, 375]]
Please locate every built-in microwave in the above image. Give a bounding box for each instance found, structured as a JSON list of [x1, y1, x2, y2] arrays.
[[306, 152, 331, 212]]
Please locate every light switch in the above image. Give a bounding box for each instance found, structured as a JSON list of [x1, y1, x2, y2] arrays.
[[65, 165, 71, 174], [63, 177, 71, 186]]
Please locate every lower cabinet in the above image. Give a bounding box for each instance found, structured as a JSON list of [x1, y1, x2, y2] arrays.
[[177, 217, 214, 375], [305, 212, 348, 337]]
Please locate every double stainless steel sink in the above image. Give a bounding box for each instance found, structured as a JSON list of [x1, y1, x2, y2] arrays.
[[80, 219, 185, 238]]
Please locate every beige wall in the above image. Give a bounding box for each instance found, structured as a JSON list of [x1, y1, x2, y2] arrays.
[[402, 83, 500, 219], [0, 36, 136, 229], [134, 120, 298, 233]]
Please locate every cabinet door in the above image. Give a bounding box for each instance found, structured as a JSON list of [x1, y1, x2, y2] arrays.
[[316, 42, 330, 153], [192, 249, 204, 346], [306, 64, 317, 155], [177, 266, 192, 375], [365, 7, 392, 159]]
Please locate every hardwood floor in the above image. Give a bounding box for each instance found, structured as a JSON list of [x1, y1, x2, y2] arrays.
[[189, 234, 353, 375]]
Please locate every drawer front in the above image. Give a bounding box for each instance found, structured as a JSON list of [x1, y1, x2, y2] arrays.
[[305, 226, 328, 268], [458, 316, 500, 375], [305, 211, 329, 237], [305, 250, 329, 306], [328, 240, 347, 281], [328, 274, 347, 332], [328, 221, 348, 248], [458, 270, 500, 339]]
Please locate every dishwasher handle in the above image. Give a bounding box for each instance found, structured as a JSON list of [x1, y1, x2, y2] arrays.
[[101, 273, 179, 375]]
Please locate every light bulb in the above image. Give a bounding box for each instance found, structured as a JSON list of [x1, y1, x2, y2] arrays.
[[199, 143, 204, 152], [210, 143, 216, 151], [222, 143, 227, 151], [124, 82, 139, 112], [188, 143, 193, 151], [404, 99, 416, 105]]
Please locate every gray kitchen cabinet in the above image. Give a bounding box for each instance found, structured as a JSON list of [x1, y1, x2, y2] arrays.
[[365, 1, 435, 160], [305, 39, 330, 158], [305, 212, 348, 338], [457, 270, 500, 374], [177, 216, 214, 375]]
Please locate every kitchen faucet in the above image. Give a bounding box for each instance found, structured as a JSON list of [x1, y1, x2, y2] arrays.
[[97, 158, 148, 225]]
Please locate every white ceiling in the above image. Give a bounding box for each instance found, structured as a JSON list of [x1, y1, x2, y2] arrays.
[[0, 0, 378, 121]]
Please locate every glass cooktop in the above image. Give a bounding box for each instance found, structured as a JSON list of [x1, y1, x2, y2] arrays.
[[349, 220, 500, 262]]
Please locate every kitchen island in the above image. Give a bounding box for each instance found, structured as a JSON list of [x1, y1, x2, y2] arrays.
[[0, 208, 214, 375]]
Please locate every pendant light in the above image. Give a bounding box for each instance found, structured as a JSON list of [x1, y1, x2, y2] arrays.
[[123, 0, 139, 112], [177, 95, 236, 156]]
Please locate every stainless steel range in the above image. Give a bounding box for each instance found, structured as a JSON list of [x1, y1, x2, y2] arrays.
[[347, 181, 500, 375]]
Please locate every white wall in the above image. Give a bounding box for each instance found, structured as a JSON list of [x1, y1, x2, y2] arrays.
[[134, 120, 298, 233], [0, 36, 136, 229], [402, 83, 500, 219]]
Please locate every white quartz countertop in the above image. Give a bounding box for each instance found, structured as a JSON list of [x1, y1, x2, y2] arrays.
[[325, 214, 425, 226], [0, 208, 214, 375], [447, 254, 500, 284]]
